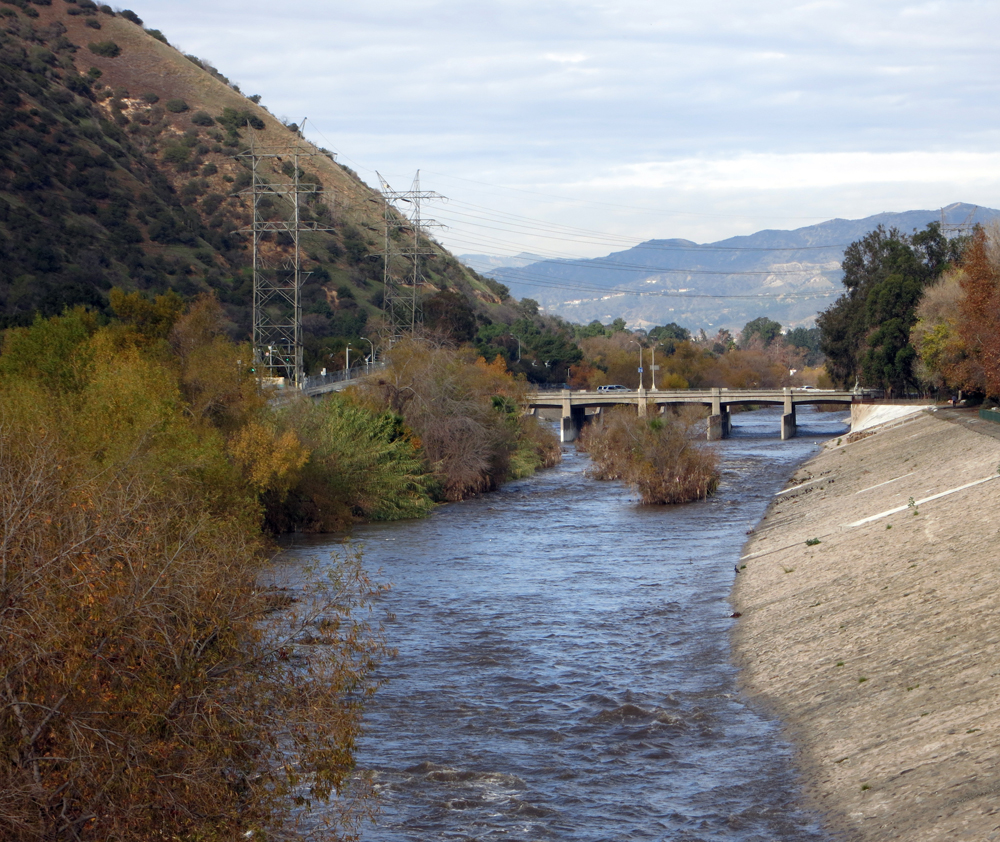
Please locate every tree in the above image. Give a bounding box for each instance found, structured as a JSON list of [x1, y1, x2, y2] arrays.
[[0, 311, 387, 841], [357, 338, 558, 500], [910, 270, 972, 393], [817, 223, 960, 391], [422, 289, 477, 343], [956, 228, 1000, 397], [785, 326, 822, 365], [739, 316, 782, 349], [648, 322, 691, 355]]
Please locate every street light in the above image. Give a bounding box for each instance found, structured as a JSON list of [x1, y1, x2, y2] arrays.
[[630, 339, 644, 390], [650, 342, 666, 391], [507, 333, 522, 362], [345, 343, 351, 375], [360, 337, 375, 372]]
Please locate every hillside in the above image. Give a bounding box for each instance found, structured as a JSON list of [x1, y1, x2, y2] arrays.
[[0, 0, 505, 369], [484, 203, 995, 332]]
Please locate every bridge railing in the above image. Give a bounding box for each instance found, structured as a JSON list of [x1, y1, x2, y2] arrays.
[[301, 361, 387, 392]]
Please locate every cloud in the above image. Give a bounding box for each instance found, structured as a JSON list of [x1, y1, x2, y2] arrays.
[[125, 0, 1000, 248], [585, 152, 1000, 192]]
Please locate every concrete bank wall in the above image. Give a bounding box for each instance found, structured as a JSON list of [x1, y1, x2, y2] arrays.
[[731, 411, 1000, 841]]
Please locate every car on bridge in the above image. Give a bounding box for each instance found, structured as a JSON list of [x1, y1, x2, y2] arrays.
[[597, 384, 630, 392]]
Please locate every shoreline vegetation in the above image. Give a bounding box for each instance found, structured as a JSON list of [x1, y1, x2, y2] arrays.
[[731, 408, 1000, 841], [0, 297, 557, 839]]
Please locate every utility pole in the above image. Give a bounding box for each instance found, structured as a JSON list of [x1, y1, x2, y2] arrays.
[[376, 170, 443, 343], [238, 125, 336, 388]]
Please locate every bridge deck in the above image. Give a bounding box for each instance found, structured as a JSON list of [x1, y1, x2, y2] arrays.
[[529, 388, 859, 409]]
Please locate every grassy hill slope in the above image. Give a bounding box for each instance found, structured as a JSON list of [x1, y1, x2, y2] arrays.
[[0, 0, 507, 369]]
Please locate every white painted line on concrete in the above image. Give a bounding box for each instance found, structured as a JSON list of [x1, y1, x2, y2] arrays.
[[848, 474, 1000, 527], [775, 477, 830, 496], [855, 472, 915, 495]]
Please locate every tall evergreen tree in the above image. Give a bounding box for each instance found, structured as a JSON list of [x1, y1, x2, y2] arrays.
[[818, 223, 956, 392]]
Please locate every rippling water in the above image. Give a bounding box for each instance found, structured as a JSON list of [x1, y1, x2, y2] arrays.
[[278, 406, 849, 841]]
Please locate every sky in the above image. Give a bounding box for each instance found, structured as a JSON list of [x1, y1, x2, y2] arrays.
[[124, 0, 1000, 260]]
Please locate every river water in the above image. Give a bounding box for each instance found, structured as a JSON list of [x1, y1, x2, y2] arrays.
[[278, 406, 849, 841]]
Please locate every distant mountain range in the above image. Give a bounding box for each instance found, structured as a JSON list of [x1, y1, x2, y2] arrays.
[[457, 252, 547, 274], [469, 203, 996, 332]]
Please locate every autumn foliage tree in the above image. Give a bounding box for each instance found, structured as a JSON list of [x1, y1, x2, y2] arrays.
[[957, 229, 1000, 398], [911, 226, 1000, 399], [0, 299, 387, 841], [356, 337, 559, 501]]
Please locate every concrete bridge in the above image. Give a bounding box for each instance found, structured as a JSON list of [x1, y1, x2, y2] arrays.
[[528, 388, 863, 442]]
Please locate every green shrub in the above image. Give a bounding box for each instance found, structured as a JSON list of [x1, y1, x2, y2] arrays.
[[216, 106, 264, 132], [161, 144, 190, 165], [87, 40, 120, 58], [165, 98, 189, 113], [272, 395, 435, 531], [145, 28, 167, 44], [120, 8, 141, 24], [84, 17, 101, 28], [190, 110, 214, 126]]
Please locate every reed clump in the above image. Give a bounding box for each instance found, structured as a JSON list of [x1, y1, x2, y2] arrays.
[[579, 406, 720, 503]]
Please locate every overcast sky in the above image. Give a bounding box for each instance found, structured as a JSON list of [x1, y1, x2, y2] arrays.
[[125, 0, 1000, 258]]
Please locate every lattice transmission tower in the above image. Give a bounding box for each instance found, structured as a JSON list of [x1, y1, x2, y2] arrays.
[[238, 127, 336, 388], [940, 205, 979, 238], [377, 170, 443, 341]]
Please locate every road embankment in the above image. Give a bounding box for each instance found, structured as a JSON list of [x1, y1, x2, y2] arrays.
[[731, 408, 1000, 841]]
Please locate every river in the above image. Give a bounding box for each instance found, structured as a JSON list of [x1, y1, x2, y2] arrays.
[[278, 406, 849, 841]]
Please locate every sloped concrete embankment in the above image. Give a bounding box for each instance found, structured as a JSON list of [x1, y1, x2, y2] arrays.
[[732, 410, 1000, 841]]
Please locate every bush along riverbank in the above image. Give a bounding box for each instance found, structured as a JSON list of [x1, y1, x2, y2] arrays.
[[731, 408, 1000, 842], [0, 298, 558, 839], [0, 296, 392, 839]]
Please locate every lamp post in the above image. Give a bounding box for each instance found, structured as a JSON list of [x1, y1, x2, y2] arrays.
[[345, 343, 351, 376], [650, 342, 665, 391], [507, 333, 522, 362], [360, 337, 375, 372], [630, 339, 644, 390]]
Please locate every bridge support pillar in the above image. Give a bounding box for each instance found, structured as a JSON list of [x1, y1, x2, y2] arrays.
[[781, 389, 796, 439], [637, 386, 648, 417], [707, 388, 729, 441], [560, 390, 586, 443], [560, 406, 586, 443]]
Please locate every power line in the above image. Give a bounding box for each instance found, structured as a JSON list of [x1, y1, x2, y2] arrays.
[[438, 199, 851, 252], [483, 270, 839, 301]]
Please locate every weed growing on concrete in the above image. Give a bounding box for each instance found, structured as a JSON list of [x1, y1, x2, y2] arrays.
[[805, 537, 821, 546], [858, 677, 868, 683]]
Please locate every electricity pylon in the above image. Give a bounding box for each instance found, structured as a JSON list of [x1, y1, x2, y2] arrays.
[[377, 170, 443, 341], [940, 204, 978, 238], [238, 128, 335, 388]]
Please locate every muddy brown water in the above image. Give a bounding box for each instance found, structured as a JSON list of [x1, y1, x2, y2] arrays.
[[278, 407, 850, 841]]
